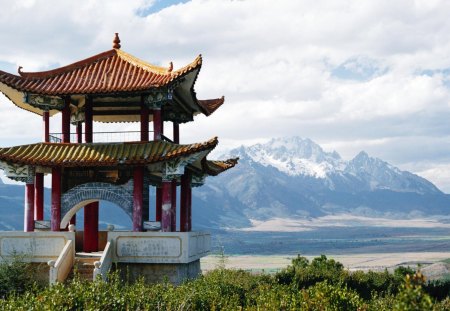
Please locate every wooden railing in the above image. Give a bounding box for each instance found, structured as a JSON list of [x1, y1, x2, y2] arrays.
[[93, 240, 114, 281], [49, 131, 154, 143], [48, 240, 75, 285]]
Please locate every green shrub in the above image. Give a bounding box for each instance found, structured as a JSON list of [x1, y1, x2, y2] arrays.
[[393, 271, 433, 311], [0, 255, 37, 298]]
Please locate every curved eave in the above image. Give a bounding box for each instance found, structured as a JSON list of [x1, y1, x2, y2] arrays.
[[0, 137, 218, 167], [201, 157, 239, 176], [0, 81, 59, 116], [197, 96, 225, 116]]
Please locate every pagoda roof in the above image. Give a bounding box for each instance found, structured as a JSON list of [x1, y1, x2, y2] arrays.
[[0, 49, 201, 96], [0, 138, 217, 167], [0, 138, 237, 177], [0, 35, 225, 120]]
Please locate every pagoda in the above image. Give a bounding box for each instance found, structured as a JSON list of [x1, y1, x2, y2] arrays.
[[0, 34, 237, 284]]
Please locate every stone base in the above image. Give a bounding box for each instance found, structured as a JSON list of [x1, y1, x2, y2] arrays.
[[114, 260, 201, 284]]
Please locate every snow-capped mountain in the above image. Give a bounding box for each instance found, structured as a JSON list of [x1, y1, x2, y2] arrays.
[[0, 137, 447, 232], [192, 137, 448, 229], [241, 137, 345, 178]]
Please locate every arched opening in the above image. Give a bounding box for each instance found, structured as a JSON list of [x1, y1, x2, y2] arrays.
[[60, 182, 134, 228]]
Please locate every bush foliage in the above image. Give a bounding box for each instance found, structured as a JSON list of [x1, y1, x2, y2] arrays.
[[0, 254, 450, 310]]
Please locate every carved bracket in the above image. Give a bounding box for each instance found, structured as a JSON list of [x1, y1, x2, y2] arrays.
[[165, 111, 193, 123], [191, 174, 206, 187], [23, 93, 65, 111], [143, 88, 173, 109], [162, 150, 209, 180], [0, 162, 34, 183], [70, 106, 85, 124]]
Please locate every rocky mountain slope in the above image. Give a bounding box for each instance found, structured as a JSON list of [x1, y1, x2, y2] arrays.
[[0, 137, 448, 231], [193, 137, 448, 229]]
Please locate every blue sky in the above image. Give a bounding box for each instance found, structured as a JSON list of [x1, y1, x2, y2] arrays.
[[135, 0, 190, 16], [0, 0, 450, 192]]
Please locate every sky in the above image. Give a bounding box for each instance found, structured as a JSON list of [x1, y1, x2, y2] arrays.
[[0, 0, 450, 192]]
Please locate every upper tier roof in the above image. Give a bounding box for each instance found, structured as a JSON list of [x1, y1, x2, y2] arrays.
[[0, 34, 225, 120], [0, 49, 201, 95]]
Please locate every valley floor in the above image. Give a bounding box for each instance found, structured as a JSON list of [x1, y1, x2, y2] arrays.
[[201, 252, 450, 277]]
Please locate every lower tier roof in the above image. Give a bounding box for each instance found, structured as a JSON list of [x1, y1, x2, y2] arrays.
[[0, 138, 237, 176]]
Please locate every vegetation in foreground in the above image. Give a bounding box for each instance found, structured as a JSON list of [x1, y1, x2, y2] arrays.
[[1, 255, 450, 310]]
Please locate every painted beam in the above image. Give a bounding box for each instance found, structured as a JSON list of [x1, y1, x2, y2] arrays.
[[92, 101, 141, 108], [92, 110, 141, 116]]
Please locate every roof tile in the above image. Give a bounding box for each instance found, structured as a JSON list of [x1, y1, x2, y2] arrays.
[[0, 137, 218, 167], [0, 50, 202, 96]]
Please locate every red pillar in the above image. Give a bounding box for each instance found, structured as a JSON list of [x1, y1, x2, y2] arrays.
[[188, 180, 192, 231], [173, 122, 179, 144], [133, 167, 144, 231], [141, 97, 149, 142], [85, 97, 93, 143], [34, 173, 44, 221], [156, 187, 162, 222], [84, 202, 99, 252], [83, 97, 97, 251], [171, 180, 177, 231], [51, 167, 61, 231], [153, 108, 162, 141], [36, 112, 48, 223], [161, 180, 172, 232], [24, 182, 35, 232], [170, 122, 179, 231], [76, 122, 82, 144], [180, 173, 190, 232], [62, 98, 71, 143], [43, 111, 50, 143]]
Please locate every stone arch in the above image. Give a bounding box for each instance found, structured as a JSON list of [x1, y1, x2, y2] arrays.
[[60, 181, 134, 228]]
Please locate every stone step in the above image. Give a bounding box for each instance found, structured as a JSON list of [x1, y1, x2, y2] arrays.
[[70, 255, 101, 281]]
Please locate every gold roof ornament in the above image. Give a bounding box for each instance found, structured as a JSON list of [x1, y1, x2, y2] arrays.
[[113, 33, 121, 49]]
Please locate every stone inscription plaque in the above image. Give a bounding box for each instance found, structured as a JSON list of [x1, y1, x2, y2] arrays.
[[0, 236, 66, 258], [116, 236, 181, 258]]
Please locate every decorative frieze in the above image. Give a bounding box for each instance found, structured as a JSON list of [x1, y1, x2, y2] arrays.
[[191, 174, 206, 187], [143, 89, 172, 109], [0, 162, 34, 183], [23, 93, 65, 111], [70, 106, 85, 124], [163, 151, 209, 180]]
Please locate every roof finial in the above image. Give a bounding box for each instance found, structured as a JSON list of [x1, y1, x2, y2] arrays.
[[168, 61, 173, 72], [18, 66, 23, 75], [113, 33, 121, 49]]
